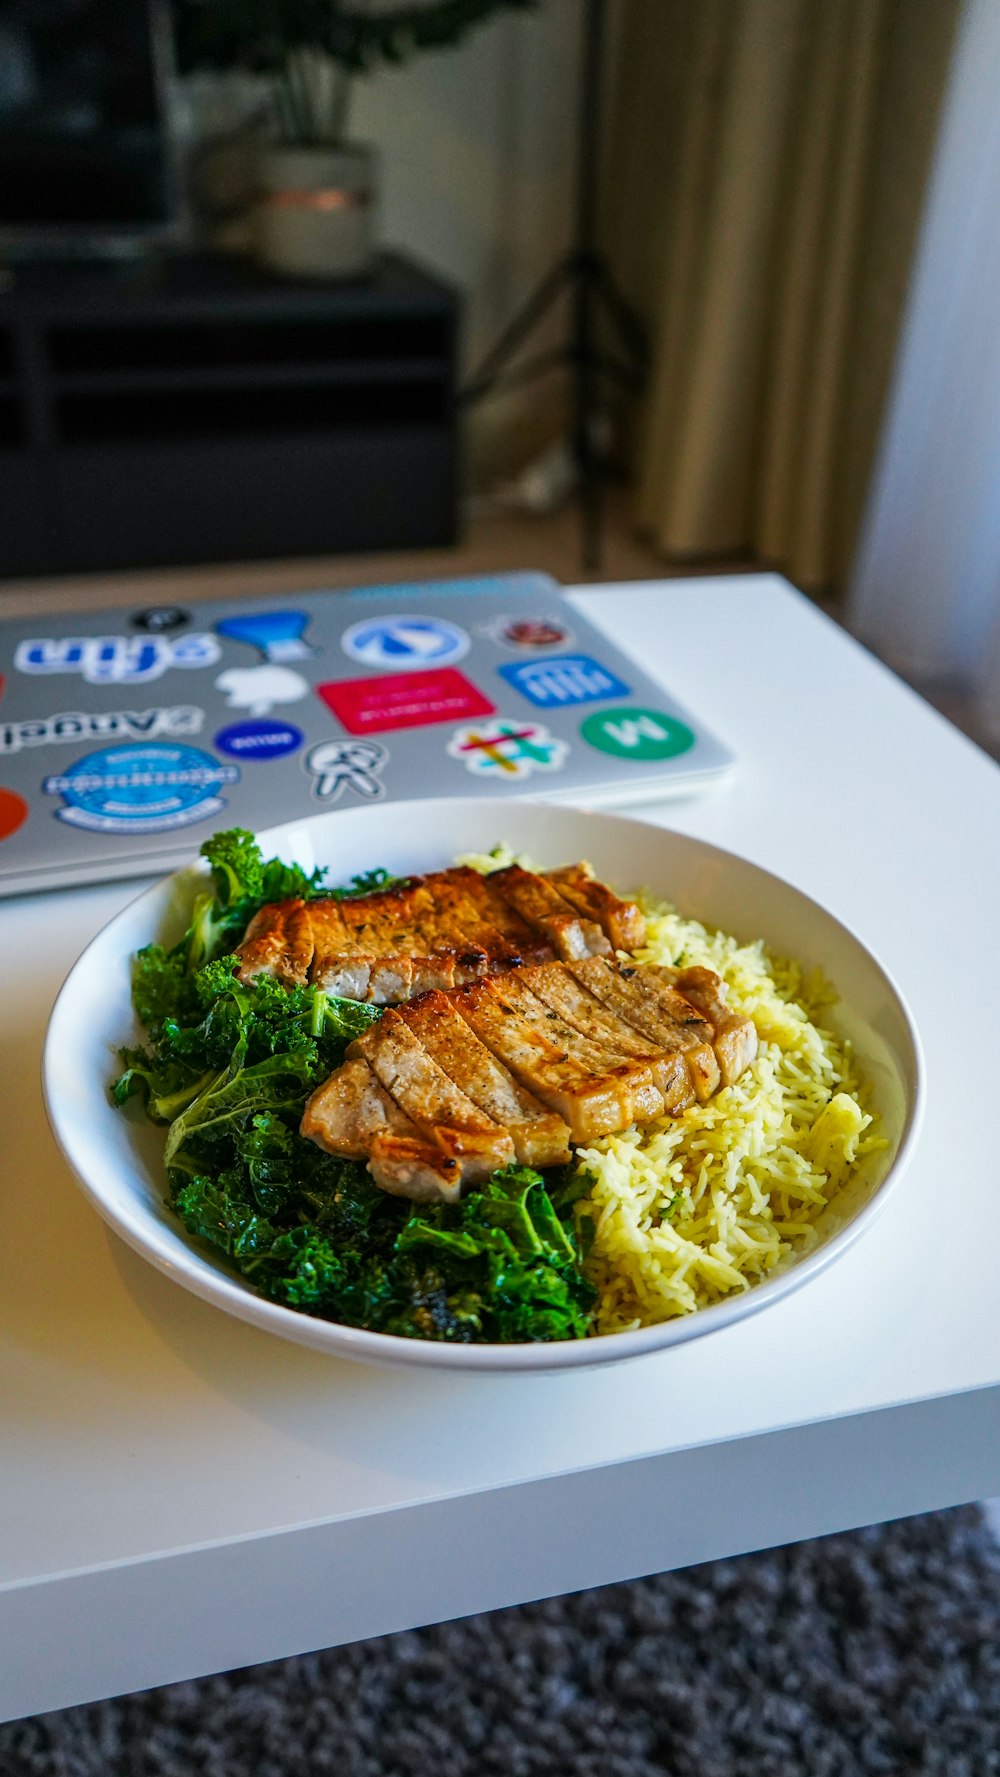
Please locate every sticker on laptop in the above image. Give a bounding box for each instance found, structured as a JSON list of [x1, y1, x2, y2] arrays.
[[498, 654, 630, 709], [42, 743, 240, 834], [216, 609, 315, 662], [0, 787, 28, 843], [131, 606, 192, 634], [14, 632, 220, 686], [316, 668, 494, 736], [214, 719, 304, 762], [215, 665, 310, 716], [341, 615, 469, 671], [305, 738, 388, 803], [0, 705, 204, 757], [480, 615, 573, 650], [579, 707, 695, 761], [447, 718, 569, 780]]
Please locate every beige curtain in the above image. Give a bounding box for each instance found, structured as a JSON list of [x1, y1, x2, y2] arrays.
[[605, 0, 961, 592]]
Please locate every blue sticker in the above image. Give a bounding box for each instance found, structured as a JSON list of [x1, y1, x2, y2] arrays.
[[216, 610, 314, 662], [14, 632, 220, 685], [42, 743, 239, 834], [497, 653, 631, 709], [214, 719, 303, 761], [341, 614, 469, 671]]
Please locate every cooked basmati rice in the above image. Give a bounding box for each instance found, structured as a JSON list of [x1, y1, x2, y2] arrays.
[[457, 850, 885, 1335], [572, 893, 885, 1334]]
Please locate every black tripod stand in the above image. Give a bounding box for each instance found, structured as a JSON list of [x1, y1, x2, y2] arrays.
[[461, 0, 647, 572]]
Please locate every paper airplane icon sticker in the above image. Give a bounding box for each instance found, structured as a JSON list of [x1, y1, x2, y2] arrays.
[[341, 615, 469, 671]]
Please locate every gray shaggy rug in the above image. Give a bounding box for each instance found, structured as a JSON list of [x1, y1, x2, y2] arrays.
[[3, 1507, 999, 1777]]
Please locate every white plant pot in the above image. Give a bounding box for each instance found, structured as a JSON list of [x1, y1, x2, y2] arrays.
[[254, 144, 377, 280]]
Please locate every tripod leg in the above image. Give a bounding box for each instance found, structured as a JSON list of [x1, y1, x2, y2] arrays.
[[594, 263, 649, 371], [461, 253, 574, 401]]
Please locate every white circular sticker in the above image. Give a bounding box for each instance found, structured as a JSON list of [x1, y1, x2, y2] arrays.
[[341, 614, 469, 671]]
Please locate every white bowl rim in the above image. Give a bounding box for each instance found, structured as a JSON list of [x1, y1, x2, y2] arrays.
[[42, 799, 926, 1373]]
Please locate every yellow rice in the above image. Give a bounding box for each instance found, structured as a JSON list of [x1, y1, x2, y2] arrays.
[[459, 848, 886, 1335]]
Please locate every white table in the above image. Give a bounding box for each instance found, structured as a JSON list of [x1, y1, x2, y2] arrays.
[[3, 573, 1000, 1725]]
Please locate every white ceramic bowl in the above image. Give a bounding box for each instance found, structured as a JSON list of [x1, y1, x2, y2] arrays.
[[43, 799, 923, 1373]]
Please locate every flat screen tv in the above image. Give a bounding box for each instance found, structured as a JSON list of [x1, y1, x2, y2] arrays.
[[0, 0, 176, 248]]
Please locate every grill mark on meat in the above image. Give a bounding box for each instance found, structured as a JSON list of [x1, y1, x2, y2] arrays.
[[301, 957, 759, 1199], [660, 965, 759, 1086], [484, 865, 612, 960], [450, 976, 652, 1143], [349, 1009, 515, 1184], [568, 957, 721, 1102], [236, 860, 636, 1001], [402, 990, 571, 1168], [544, 863, 647, 952], [519, 963, 692, 1114], [239, 899, 315, 987]]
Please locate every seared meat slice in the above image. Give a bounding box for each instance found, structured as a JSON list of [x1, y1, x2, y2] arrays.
[[544, 863, 647, 952], [237, 867, 558, 1000], [570, 957, 721, 1102], [348, 1010, 515, 1183], [519, 963, 692, 1114], [454, 975, 658, 1142], [301, 1054, 418, 1158], [299, 1055, 470, 1202], [238, 899, 315, 987], [665, 966, 758, 1086], [401, 990, 571, 1168], [300, 956, 759, 1201], [485, 865, 612, 960]]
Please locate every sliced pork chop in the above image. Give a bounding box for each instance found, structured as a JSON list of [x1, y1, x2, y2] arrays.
[[348, 1010, 515, 1183], [299, 1056, 469, 1202], [300, 955, 759, 1201], [664, 966, 759, 1086], [300, 1053, 415, 1157], [453, 977, 649, 1143], [238, 899, 315, 987], [569, 957, 722, 1102], [519, 962, 693, 1114], [544, 863, 647, 952], [401, 990, 571, 1168], [485, 864, 612, 960]]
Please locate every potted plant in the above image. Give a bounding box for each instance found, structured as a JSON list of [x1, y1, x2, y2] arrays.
[[173, 0, 538, 279]]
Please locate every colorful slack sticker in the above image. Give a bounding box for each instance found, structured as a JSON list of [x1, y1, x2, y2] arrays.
[[215, 665, 309, 716], [579, 707, 695, 761], [42, 743, 239, 834], [316, 668, 494, 736], [216, 609, 314, 662], [447, 718, 568, 780], [305, 739, 388, 803], [0, 705, 203, 756], [498, 653, 630, 709], [214, 719, 303, 762], [481, 614, 572, 650], [341, 615, 469, 671], [0, 787, 28, 842], [14, 633, 219, 686]]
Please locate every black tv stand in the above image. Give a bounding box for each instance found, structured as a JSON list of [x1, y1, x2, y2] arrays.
[[0, 251, 459, 578]]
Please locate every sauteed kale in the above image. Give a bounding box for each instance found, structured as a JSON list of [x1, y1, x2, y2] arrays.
[[111, 829, 595, 1343]]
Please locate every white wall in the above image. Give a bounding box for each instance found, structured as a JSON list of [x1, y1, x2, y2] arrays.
[[352, 0, 582, 387], [184, 1, 584, 483]]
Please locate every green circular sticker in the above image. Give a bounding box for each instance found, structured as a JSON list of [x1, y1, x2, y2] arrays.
[[579, 706, 695, 761]]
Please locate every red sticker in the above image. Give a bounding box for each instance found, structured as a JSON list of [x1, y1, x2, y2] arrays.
[[316, 668, 495, 736], [0, 787, 28, 842]]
